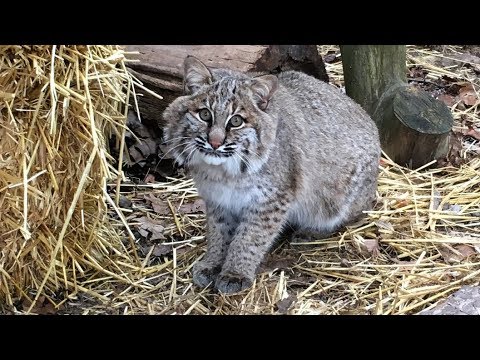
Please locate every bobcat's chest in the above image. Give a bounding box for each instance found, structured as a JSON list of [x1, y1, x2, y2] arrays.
[[196, 181, 261, 214]]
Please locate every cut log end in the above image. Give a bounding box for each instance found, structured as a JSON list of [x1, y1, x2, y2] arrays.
[[393, 86, 454, 134], [377, 85, 454, 169]]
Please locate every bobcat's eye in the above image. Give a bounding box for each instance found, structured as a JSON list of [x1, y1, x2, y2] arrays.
[[228, 115, 244, 128], [198, 109, 212, 123]]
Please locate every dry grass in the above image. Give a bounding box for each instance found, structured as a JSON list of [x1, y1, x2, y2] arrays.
[[1, 45, 479, 315], [101, 153, 480, 315], [0, 45, 145, 313]]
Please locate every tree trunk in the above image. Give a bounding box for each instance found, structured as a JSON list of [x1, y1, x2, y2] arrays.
[[124, 45, 328, 136], [340, 45, 453, 169]]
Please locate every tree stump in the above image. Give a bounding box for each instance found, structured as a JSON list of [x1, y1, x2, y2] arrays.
[[124, 45, 328, 135], [340, 45, 454, 168]]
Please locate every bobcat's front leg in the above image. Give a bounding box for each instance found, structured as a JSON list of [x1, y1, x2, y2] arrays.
[[192, 207, 238, 288], [215, 194, 291, 294]]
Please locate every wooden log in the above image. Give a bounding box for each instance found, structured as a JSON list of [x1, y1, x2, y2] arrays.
[[124, 45, 328, 134], [341, 45, 407, 116], [341, 45, 453, 168], [374, 85, 453, 168], [340, 45, 454, 169]]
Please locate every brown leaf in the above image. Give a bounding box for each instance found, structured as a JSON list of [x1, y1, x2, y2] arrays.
[[459, 85, 478, 106], [152, 244, 172, 257], [144, 138, 159, 155], [474, 245, 480, 254], [275, 295, 297, 314], [38, 302, 57, 315], [128, 146, 145, 163], [23, 296, 59, 315], [127, 111, 151, 138], [144, 174, 156, 183], [443, 203, 462, 214], [437, 94, 457, 107], [178, 198, 206, 214], [439, 246, 455, 263], [118, 195, 132, 209], [340, 258, 351, 267], [353, 234, 380, 258], [133, 138, 158, 159], [454, 53, 480, 73], [359, 238, 380, 259], [145, 194, 171, 215], [465, 127, 480, 141], [439, 132, 466, 167], [324, 52, 339, 63], [150, 231, 166, 242], [136, 216, 165, 241], [439, 244, 475, 263], [364, 239, 379, 254], [394, 199, 410, 208], [454, 244, 476, 258], [134, 142, 153, 158], [138, 228, 149, 238], [379, 157, 389, 166], [375, 220, 395, 232], [408, 65, 427, 78]]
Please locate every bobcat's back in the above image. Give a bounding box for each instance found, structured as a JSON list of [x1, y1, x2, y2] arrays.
[[268, 71, 381, 231]]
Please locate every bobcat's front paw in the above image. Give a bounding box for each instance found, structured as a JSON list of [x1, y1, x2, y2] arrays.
[[215, 272, 253, 294], [192, 261, 221, 288]]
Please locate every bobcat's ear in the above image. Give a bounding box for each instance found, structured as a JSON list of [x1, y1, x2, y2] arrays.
[[251, 74, 278, 111], [183, 55, 213, 94]]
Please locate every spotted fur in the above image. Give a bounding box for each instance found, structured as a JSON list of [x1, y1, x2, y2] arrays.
[[162, 56, 381, 293]]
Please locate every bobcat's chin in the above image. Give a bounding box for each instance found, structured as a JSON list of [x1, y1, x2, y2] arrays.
[[201, 154, 228, 166]]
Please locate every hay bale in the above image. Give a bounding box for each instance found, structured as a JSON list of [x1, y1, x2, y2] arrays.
[[0, 45, 138, 312]]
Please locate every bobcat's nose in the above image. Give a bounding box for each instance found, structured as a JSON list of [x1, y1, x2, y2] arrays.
[[209, 139, 223, 150], [208, 129, 225, 150]]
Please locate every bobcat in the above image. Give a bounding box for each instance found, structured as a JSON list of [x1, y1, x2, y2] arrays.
[[162, 56, 381, 294]]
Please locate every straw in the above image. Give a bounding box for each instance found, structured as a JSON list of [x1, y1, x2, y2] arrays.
[[1, 45, 479, 315]]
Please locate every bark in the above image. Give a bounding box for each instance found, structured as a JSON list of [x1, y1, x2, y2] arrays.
[[341, 45, 453, 168]]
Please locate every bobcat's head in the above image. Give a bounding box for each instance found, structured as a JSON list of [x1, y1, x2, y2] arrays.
[[162, 56, 279, 176]]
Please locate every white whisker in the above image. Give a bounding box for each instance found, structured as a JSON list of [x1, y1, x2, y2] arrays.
[[234, 150, 254, 173], [246, 148, 263, 162], [159, 140, 191, 162], [162, 136, 191, 144], [175, 142, 197, 164], [184, 147, 198, 167]]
